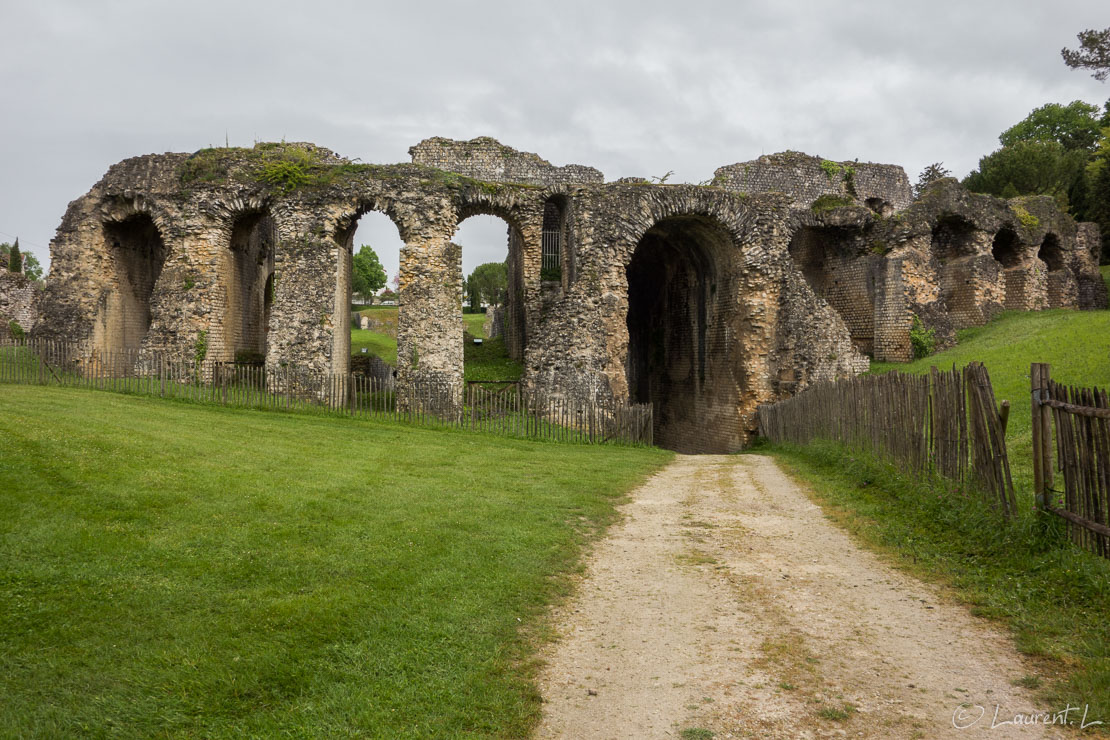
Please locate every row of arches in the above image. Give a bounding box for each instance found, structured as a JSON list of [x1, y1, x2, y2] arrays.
[[788, 215, 1072, 357], [96, 195, 578, 373]]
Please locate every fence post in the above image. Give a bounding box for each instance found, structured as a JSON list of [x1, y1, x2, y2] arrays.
[[1031, 363, 1051, 509]]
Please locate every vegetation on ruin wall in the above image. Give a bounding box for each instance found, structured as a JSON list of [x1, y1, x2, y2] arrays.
[[178, 141, 512, 195], [0, 386, 671, 737], [766, 440, 1110, 725]]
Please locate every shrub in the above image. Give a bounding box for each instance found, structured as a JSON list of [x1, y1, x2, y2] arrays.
[[909, 314, 936, 359], [8, 320, 25, 341]]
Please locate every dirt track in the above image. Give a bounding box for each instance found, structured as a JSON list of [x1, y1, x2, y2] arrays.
[[535, 454, 1067, 739]]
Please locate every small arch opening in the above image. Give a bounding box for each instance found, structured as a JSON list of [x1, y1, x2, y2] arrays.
[[991, 227, 1022, 269], [1038, 233, 1065, 272], [541, 195, 574, 288], [932, 215, 978, 261]]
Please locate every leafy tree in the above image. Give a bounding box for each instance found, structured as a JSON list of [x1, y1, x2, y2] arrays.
[[0, 241, 43, 281], [999, 100, 1103, 151], [913, 163, 951, 198], [465, 262, 507, 311], [963, 140, 1088, 211], [351, 244, 386, 300], [1086, 129, 1110, 261], [1062, 27, 1110, 81], [7, 239, 21, 273]]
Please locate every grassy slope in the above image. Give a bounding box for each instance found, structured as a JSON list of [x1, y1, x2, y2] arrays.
[[871, 308, 1110, 494], [0, 386, 670, 738]]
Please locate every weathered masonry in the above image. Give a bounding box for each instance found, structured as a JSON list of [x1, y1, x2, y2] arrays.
[[36, 138, 1106, 453]]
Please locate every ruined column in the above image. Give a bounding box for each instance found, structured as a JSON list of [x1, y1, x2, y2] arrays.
[[395, 209, 465, 413]]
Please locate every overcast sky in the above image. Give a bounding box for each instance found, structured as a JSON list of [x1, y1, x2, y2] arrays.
[[1, 0, 1107, 281]]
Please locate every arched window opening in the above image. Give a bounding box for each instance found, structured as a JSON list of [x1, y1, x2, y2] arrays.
[[541, 196, 575, 288], [991, 228, 1022, 269], [1038, 233, 1065, 272], [788, 226, 874, 354], [101, 213, 166, 354]]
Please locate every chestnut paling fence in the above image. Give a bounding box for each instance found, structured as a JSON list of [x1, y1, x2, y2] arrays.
[[760, 360, 1110, 560], [0, 339, 653, 446], [758, 362, 1017, 519], [1031, 363, 1110, 559]]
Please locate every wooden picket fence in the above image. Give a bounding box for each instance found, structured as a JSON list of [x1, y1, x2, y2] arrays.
[[0, 339, 652, 446], [758, 362, 1017, 517], [1032, 363, 1110, 558]]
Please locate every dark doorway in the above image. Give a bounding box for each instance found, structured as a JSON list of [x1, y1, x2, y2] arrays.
[[626, 216, 741, 453]]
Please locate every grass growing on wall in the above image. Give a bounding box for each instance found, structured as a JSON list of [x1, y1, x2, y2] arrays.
[[0, 386, 671, 738], [870, 308, 1110, 494]]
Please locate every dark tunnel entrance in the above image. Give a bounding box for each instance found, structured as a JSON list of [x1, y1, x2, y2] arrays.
[[625, 216, 742, 453]]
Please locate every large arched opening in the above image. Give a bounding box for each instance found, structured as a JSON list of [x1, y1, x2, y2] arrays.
[[454, 212, 525, 380], [100, 213, 167, 355], [340, 208, 405, 379], [625, 215, 742, 453]]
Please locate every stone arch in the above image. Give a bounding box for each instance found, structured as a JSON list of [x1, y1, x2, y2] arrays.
[[931, 214, 979, 260], [97, 211, 168, 357], [453, 200, 529, 362], [541, 194, 574, 287], [331, 200, 411, 375], [624, 213, 743, 453], [991, 227, 1022, 268]]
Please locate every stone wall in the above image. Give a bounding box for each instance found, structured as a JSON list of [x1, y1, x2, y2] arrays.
[[713, 152, 913, 212], [0, 271, 40, 334], [409, 137, 604, 186], [33, 138, 1106, 452]]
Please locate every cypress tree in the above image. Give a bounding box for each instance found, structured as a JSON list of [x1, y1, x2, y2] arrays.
[[8, 239, 21, 273]]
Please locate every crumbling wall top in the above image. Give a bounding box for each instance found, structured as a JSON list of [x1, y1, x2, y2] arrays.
[[409, 136, 604, 187], [713, 152, 912, 213]]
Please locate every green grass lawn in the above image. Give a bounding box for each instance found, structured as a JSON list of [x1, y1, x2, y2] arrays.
[[463, 312, 487, 339], [0, 386, 671, 737], [350, 328, 399, 366], [351, 311, 522, 382], [870, 308, 1110, 495]]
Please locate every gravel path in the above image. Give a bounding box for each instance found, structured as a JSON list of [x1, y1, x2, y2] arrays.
[[535, 454, 1066, 739]]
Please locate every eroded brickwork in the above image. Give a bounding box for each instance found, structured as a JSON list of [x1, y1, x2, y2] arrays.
[[0, 271, 40, 334]]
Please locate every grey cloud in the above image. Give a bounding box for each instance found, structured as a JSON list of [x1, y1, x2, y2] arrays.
[[1, 0, 1106, 270]]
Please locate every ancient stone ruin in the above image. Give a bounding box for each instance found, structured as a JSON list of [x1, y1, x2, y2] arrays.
[[0, 271, 41, 337], [34, 138, 1106, 453]]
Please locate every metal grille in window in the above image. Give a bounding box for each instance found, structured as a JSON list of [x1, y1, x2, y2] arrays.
[[542, 230, 561, 278]]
